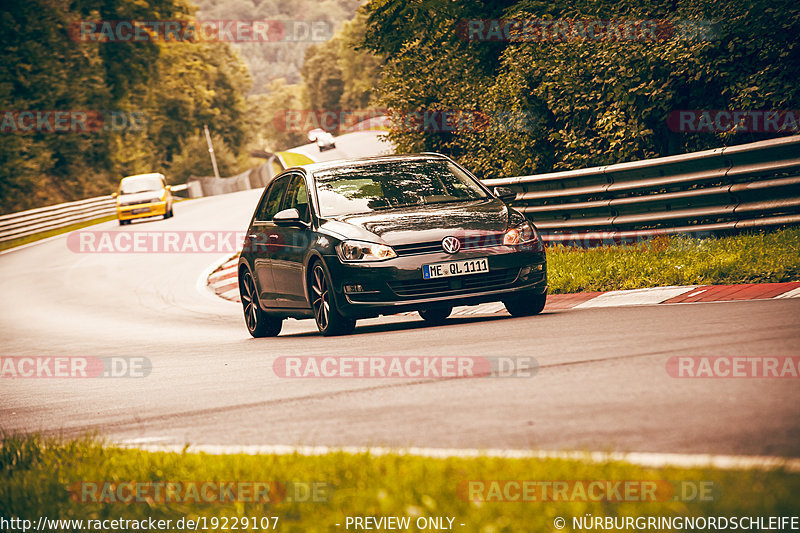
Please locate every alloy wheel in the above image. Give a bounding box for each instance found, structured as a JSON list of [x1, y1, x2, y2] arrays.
[[311, 263, 329, 330], [241, 271, 259, 332]]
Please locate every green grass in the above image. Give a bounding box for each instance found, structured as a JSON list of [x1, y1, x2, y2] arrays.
[[1, 435, 798, 532], [547, 228, 800, 294], [0, 215, 117, 252]]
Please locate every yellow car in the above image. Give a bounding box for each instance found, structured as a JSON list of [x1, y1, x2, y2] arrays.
[[113, 173, 173, 225]]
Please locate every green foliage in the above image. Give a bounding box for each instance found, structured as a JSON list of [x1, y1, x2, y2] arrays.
[[0, 0, 253, 214], [335, 11, 385, 110], [301, 44, 345, 111], [301, 11, 384, 119], [168, 133, 243, 182], [246, 9, 384, 152], [363, 0, 800, 179], [246, 78, 307, 153]]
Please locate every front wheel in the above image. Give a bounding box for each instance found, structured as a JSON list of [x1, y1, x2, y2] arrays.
[[310, 261, 355, 336], [418, 307, 452, 324], [503, 292, 547, 317], [240, 269, 282, 338]]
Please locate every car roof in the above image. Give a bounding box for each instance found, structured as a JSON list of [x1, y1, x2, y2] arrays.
[[121, 173, 164, 181], [290, 153, 450, 175]]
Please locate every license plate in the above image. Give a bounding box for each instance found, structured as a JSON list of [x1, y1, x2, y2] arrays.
[[422, 257, 489, 279], [131, 207, 150, 214]]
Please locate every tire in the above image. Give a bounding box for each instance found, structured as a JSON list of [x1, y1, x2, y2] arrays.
[[119, 219, 130, 226], [418, 306, 452, 324], [240, 268, 282, 338], [164, 207, 173, 219], [503, 291, 547, 317], [309, 260, 356, 336]]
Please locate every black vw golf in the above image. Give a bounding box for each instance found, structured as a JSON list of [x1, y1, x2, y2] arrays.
[[238, 154, 547, 337]]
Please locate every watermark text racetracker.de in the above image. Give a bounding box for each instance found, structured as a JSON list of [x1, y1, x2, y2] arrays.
[[273, 356, 538, 379], [273, 108, 541, 133], [69, 19, 332, 43], [666, 356, 800, 378], [458, 18, 719, 42], [460, 479, 718, 503], [0, 356, 151, 378], [66, 230, 545, 254], [667, 110, 800, 133], [67, 230, 246, 253], [1, 110, 147, 133], [70, 480, 330, 503]]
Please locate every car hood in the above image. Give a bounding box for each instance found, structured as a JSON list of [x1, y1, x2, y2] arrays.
[[321, 199, 510, 245]]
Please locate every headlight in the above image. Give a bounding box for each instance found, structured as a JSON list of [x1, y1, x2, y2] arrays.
[[337, 240, 397, 262], [503, 219, 536, 245]]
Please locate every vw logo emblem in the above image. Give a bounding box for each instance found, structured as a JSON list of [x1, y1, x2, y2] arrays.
[[441, 236, 461, 254]]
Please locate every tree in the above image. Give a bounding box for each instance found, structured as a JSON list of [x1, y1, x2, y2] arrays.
[[246, 78, 307, 152], [168, 132, 242, 181], [0, 0, 256, 213], [361, 0, 800, 179], [301, 44, 345, 112]]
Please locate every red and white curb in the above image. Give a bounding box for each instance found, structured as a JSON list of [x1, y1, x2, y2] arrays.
[[207, 254, 240, 301], [206, 253, 800, 313]]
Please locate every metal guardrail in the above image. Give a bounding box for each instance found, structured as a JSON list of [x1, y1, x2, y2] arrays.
[[0, 196, 116, 243], [0, 184, 188, 244], [2, 136, 798, 247], [483, 135, 800, 245]]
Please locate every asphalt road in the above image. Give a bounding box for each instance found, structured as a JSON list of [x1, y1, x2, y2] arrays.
[[1, 188, 799, 457]]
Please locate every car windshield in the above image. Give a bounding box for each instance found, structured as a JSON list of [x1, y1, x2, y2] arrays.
[[313, 159, 488, 217], [120, 175, 162, 194]]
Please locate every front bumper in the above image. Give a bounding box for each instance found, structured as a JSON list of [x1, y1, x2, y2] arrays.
[[322, 246, 547, 319], [117, 201, 167, 221]]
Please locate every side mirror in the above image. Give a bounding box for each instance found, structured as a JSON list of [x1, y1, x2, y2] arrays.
[[493, 186, 516, 202], [111, 192, 118, 198], [274, 208, 306, 228]]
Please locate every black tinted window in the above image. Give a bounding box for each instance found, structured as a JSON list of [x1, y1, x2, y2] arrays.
[[313, 159, 487, 217], [256, 175, 290, 221], [282, 175, 310, 222]]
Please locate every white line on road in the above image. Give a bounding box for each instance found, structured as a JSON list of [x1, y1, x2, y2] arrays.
[[683, 288, 708, 298], [123, 443, 800, 473]]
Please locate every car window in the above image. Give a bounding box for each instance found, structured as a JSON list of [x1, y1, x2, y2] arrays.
[[313, 159, 487, 217], [119, 175, 163, 194], [255, 175, 290, 221], [282, 175, 310, 223]]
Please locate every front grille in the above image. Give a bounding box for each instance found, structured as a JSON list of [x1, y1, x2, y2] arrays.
[[393, 234, 507, 256], [393, 241, 442, 256], [388, 268, 519, 299]]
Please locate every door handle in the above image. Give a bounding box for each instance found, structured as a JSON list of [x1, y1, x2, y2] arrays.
[[269, 234, 279, 240]]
